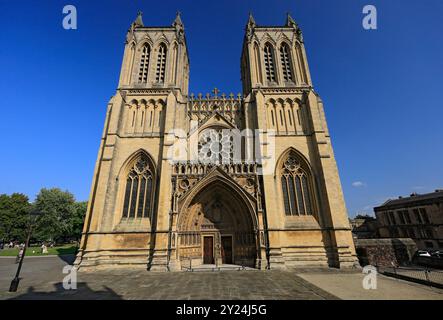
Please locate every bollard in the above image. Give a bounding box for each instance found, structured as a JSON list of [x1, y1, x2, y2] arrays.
[[424, 269, 431, 286]]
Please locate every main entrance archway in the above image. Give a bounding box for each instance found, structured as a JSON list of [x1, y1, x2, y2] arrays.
[[176, 181, 257, 267]]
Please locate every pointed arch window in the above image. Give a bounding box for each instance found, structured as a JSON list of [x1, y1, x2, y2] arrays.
[[280, 43, 294, 82], [264, 43, 276, 82], [138, 44, 151, 83], [122, 154, 154, 219], [155, 43, 167, 83], [280, 152, 314, 216]]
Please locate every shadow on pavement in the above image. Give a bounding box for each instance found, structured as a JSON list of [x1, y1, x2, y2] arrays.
[[57, 254, 76, 265], [8, 282, 122, 300]]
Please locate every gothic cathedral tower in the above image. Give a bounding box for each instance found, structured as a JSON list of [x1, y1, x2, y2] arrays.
[[240, 13, 357, 268], [75, 12, 357, 270]]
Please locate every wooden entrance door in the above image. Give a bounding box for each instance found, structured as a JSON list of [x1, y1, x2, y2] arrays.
[[221, 236, 233, 264], [203, 236, 214, 264]]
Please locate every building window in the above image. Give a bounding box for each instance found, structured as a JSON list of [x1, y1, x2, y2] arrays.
[[381, 213, 389, 226], [398, 211, 406, 224], [388, 211, 396, 225], [155, 43, 167, 83], [403, 210, 411, 224], [398, 228, 404, 238], [413, 208, 422, 224], [419, 208, 430, 224], [264, 43, 276, 82], [280, 43, 293, 82], [198, 128, 234, 164], [280, 152, 314, 216], [425, 229, 434, 239], [390, 227, 399, 238], [138, 44, 150, 83], [122, 154, 154, 219], [424, 241, 434, 248]]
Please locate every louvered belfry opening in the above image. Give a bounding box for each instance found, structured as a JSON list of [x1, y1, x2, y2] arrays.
[[264, 43, 276, 82], [138, 44, 150, 83], [280, 43, 293, 82], [156, 43, 167, 83]]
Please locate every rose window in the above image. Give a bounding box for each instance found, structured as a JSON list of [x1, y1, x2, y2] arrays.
[[198, 129, 234, 164]]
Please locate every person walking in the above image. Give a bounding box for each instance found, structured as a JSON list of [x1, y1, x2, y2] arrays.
[[16, 247, 24, 264]]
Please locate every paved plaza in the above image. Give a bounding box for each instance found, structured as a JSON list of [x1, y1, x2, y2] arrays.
[[0, 255, 442, 300]]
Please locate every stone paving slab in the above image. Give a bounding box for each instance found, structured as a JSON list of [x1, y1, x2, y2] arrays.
[[0, 256, 336, 300], [2, 255, 443, 300], [297, 272, 443, 300], [1, 269, 338, 300]]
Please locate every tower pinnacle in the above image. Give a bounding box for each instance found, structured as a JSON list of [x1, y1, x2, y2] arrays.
[[173, 11, 183, 27], [285, 12, 297, 28], [247, 12, 256, 28], [134, 11, 144, 27]]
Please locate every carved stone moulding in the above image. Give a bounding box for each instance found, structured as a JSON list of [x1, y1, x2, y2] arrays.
[[125, 89, 172, 96], [258, 86, 311, 95]]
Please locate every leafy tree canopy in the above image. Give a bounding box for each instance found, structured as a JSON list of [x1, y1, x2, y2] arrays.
[[33, 188, 77, 243], [0, 193, 31, 242], [0, 188, 87, 244]]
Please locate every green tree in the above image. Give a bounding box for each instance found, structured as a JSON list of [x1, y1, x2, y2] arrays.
[[34, 188, 76, 243], [355, 214, 374, 220], [71, 201, 87, 243], [0, 193, 31, 242]]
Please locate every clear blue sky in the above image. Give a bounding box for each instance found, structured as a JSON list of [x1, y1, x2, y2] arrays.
[[1, 0, 442, 217]]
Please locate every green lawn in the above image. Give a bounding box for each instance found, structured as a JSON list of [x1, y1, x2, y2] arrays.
[[0, 245, 78, 256]]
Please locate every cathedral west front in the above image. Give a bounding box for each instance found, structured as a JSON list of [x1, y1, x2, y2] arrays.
[[74, 12, 358, 271]]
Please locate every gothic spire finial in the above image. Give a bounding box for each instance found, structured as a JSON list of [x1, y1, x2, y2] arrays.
[[245, 12, 256, 42], [134, 10, 144, 27], [247, 12, 256, 27], [173, 10, 183, 27], [285, 12, 297, 28], [172, 11, 185, 43]]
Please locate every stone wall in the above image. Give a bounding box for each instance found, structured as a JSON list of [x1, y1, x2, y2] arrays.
[[355, 238, 417, 267]]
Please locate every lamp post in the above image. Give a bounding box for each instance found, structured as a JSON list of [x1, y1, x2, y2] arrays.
[[9, 209, 40, 292]]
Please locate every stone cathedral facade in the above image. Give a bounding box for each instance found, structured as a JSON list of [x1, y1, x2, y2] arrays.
[[75, 12, 358, 271]]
